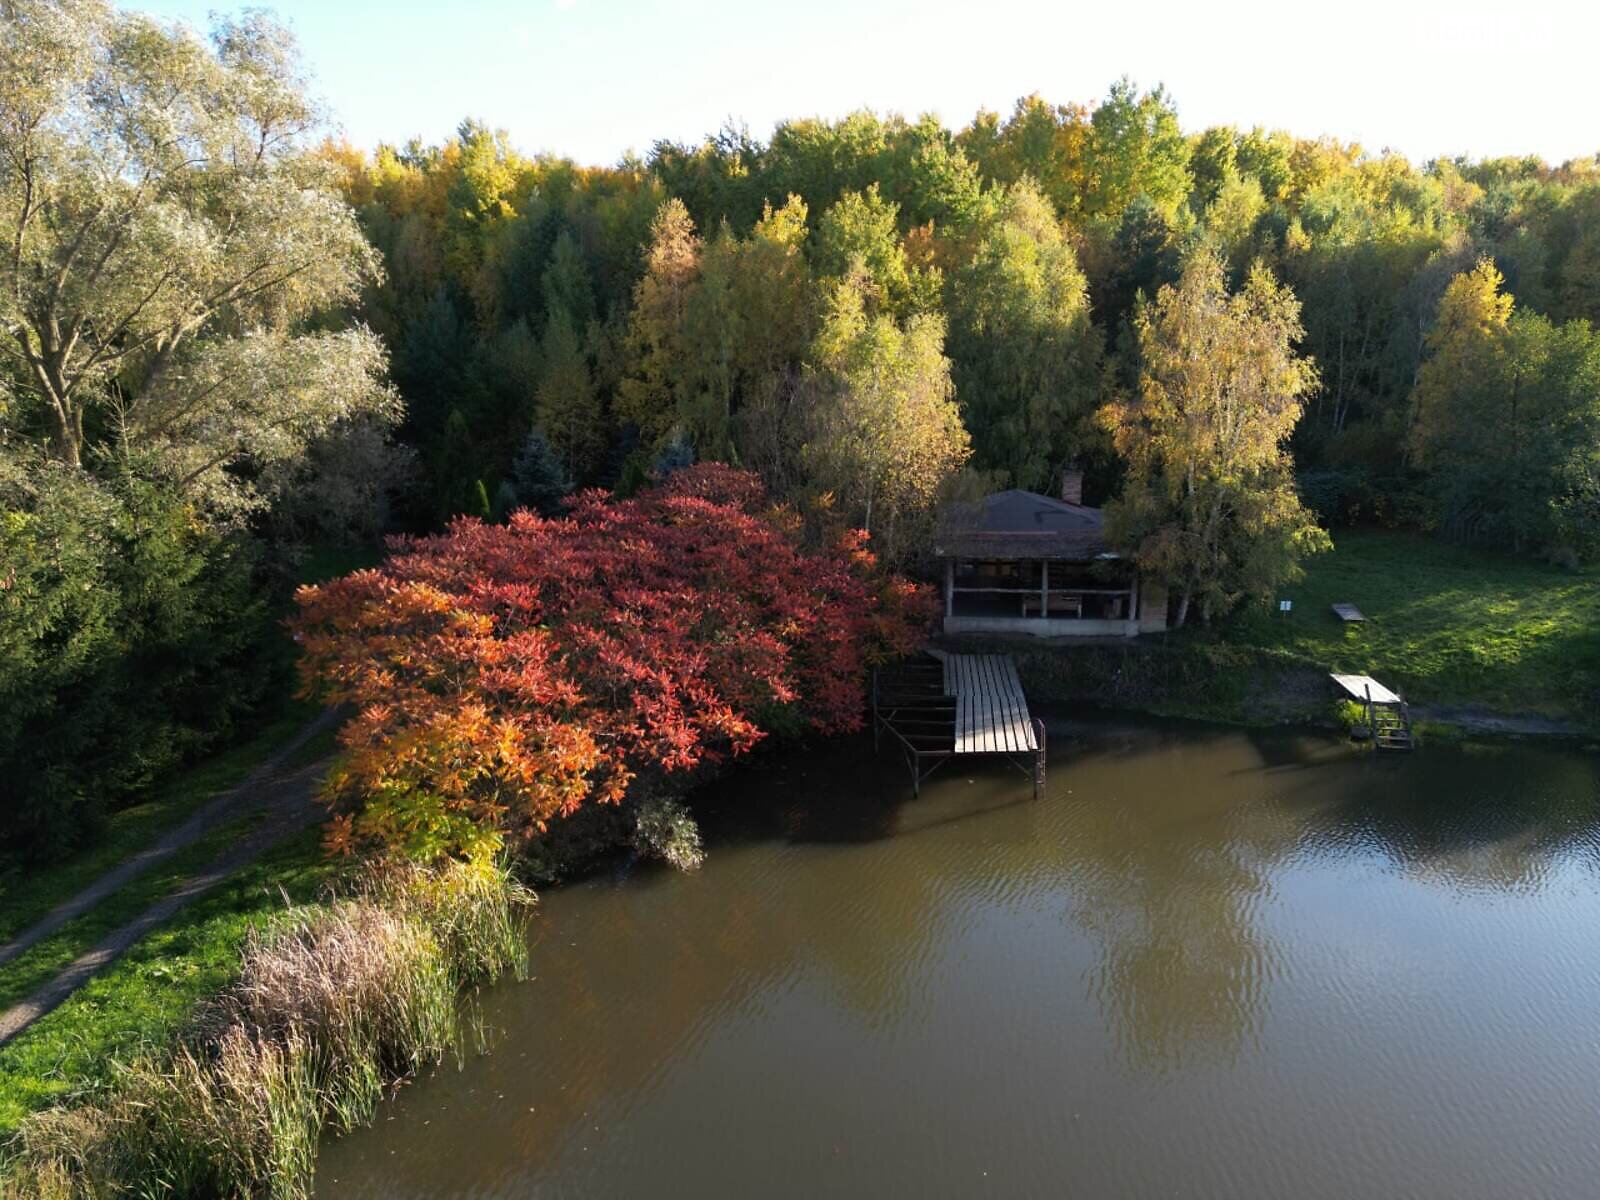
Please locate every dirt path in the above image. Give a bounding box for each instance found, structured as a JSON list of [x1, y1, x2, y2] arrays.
[[0, 709, 339, 972], [0, 716, 339, 1047]]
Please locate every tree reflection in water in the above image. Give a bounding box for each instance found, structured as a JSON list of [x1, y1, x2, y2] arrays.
[[312, 718, 1600, 1198]]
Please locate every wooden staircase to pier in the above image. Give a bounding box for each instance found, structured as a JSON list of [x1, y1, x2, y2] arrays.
[[1371, 701, 1415, 751]]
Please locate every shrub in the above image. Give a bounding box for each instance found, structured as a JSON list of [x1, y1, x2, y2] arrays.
[[292, 465, 933, 863], [1334, 698, 1370, 735], [631, 795, 705, 871]]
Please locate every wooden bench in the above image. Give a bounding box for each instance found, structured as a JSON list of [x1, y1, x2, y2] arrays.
[[1020, 592, 1083, 618]]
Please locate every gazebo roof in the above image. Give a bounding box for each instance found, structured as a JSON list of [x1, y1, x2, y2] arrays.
[[933, 489, 1117, 562]]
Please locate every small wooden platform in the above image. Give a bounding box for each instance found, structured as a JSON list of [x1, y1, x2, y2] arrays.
[[873, 651, 1045, 795], [1330, 673, 1415, 751], [1330, 674, 1401, 705], [1331, 603, 1366, 623]]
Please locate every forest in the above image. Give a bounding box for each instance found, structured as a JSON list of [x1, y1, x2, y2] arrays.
[[3, 2, 1600, 856], [338, 86, 1600, 560]]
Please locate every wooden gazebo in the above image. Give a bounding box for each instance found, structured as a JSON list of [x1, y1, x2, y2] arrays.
[[932, 471, 1167, 639]]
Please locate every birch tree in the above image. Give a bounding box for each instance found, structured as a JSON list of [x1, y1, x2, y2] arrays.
[[1101, 249, 1328, 626]]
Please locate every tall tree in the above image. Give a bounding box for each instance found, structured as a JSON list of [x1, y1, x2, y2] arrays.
[[0, 0, 394, 513], [1084, 79, 1192, 224], [616, 198, 701, 441], [802, 267, 971, 562], [536, 308, 602, 478], [957, 94, 1092, 217], [812, 186, 937, 317], [1101, 250, 1329, 625], [1409, 260, 1600, 557], [682, 197, 813, 458], [947, 178, 1104, 490]]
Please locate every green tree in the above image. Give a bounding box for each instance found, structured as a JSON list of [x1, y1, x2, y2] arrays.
[[880, 114, 990, 229], [802, 267, 971, 561], [444, 119, 528, 292], [948, 179, 1104, 490], [0, 1, 395, 511], [1235, 127, 1294, 204], [682, 197, 814, 457], [1188, 126, 1240, 210], [616, 198, 702, 441], [1409, 260, 1600, 557], [812, 186, 938, 317], [1101, 250, 1329, 626], [957, 94, 1092, 218], [1201, 174, 1268, 268], [1084, 79, 1193, 224], [505, 427, 573, 515], [536, 309, 603, 478], [542, 230, 596, 330], [0, 457, 269, 851]]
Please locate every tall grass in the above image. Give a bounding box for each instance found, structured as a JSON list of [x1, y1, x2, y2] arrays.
[[1, 860, 532, 1199]]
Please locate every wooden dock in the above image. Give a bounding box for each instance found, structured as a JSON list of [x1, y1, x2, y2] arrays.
[[1330, 673, 1415, 751], [872, 651, 1045, 795], [940, 652, 1039, 755]]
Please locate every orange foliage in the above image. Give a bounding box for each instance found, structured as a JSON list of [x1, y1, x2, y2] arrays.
[[293, 466, 933, 862]]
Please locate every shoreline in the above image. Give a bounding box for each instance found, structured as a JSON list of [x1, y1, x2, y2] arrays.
[[945, 636, 1594, 745]]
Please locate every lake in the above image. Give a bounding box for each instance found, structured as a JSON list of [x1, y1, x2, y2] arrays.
[[315, 716, 1600, 1198]]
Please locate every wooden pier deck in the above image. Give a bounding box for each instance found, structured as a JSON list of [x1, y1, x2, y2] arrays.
[[872, 651, 1045, 794], [937, 651, 1039, 755]]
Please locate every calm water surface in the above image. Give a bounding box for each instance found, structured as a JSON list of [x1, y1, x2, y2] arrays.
[[316, 717, 1600, 1199]]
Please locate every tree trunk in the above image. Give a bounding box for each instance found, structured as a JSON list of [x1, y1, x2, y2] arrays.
[[47, 406, 82, 469], [1174, 589, 1192, 628]]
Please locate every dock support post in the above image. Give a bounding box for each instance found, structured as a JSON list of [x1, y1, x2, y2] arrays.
[[1032, 717, 1046, 798]]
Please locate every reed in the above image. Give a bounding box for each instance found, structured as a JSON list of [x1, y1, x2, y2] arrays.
[[0, 860, 531, 1199]]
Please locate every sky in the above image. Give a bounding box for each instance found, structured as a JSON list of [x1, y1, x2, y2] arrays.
[[134, 0, 1597, 167]]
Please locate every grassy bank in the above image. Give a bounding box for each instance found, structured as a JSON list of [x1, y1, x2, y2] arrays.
[[0, 831, 337, 1135], [0, 812, 274, 1015], [0, 860, 531, 1198], [992, 531, 1600, 734]]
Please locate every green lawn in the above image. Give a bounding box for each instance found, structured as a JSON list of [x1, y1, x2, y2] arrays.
[[1205, 531, 1600, 722], [0, 829, 337, 1134], [1010, 531, 1600, 732]]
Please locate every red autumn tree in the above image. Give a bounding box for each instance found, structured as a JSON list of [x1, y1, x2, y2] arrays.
[[291, 465, 932, 863]]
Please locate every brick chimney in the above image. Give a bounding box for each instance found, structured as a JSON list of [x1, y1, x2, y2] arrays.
[[1060, 465, 1083, 506]]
